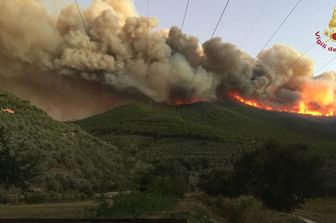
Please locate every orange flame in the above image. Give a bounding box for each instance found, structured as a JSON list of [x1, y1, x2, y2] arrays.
[[2, 108, 15, 114], [230, 90, 335, 117]]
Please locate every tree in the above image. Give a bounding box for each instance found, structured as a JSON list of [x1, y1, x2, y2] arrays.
[[199, 168, 234, 196], [139, 160, 189, 198], [232, 140, 325, 212], [0, 128, 42, 189]]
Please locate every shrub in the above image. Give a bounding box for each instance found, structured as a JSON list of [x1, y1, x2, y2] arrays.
[[95, 192, 177, 218], [203, 195, 305, 223], [0, 192, 10, 204], [214, 196, 261, 223], [139, 160, 189, 198], [199, 168, 234, 196], [199, 140, 326, 212], [24, 192, 49, 204]]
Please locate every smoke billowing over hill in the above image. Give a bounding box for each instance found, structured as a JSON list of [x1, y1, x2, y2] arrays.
[[0, 0, 335, 120]]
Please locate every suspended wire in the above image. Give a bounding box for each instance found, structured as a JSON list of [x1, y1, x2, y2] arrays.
[[199, 0, 231, 67], [257, 0, 302, 55], [271, 43, 315, 79], [261, 43, 315, 80], [288, 43, 315, 68], [313, 55, 336, 76], [286, 44, 318, 85], [145, 0, 150, 76], [167, 0, 191, 87], [146, 0, 150, 50], [74, 0, 89, 36], [147, 0, 150, 18], [188, 0, 231, 88], [282, 43, 316, 89], [241, 0, 272, 47], [74, 0, 100, 70]]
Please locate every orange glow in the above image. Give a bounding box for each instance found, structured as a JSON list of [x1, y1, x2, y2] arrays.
[[2, 108, 15, 114], [230, 91, 335, 117], [175, 97, 208, 105]]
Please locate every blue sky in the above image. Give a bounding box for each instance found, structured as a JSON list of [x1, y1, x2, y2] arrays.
[[53, 0, 336, 75]]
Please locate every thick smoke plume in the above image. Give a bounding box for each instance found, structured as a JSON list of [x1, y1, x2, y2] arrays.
[[0, 0, 334, 120]]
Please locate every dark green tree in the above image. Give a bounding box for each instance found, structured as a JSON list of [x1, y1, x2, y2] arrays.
[[232, 140, 325, 212], [199, 168, 234, 196], [139, 160, 189, 198], [0, 128, 42, 189]]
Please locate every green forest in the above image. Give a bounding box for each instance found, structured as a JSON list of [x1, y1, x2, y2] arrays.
[[0, 89, 335, 223]]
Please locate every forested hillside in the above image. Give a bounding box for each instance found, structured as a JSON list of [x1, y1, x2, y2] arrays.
[[0, 90, 145, 196], [76, 100, 336, 192]]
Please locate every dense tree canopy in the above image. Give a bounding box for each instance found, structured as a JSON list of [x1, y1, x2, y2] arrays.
[[200, 141, 326, 212], [0, 90, 145, 195], [0, 128, 42, 189]]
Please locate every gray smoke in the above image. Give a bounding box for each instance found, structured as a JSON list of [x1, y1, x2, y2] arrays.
[[0, 0, 334, 120]]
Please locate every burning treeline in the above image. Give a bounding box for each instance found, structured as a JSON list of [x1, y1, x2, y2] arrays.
[[0, 0, 335, 120]]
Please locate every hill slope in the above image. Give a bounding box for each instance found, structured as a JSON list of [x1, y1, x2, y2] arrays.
[[75, 100, 336, 165], [0, 90, 142, 194], [76, 100, 336, 192]]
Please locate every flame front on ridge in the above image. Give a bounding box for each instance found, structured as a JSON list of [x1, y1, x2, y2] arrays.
[[230, 91, 335, 117]]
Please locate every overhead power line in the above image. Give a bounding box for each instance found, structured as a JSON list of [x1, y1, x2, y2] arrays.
[[188, 0, 231, 88], [146, 0, 150, 45], [74, 0, 89, 36], [271, 43, 315, 79], [167, 0, 191, 86], [257, 0, 302, 55], [74, 0, 100, 69], [241, 0, 272, 47], [147, 0, 150, 18], [289, 43, 315, 66], [313, 55, 336, 76], [145, 0, 150, 68]]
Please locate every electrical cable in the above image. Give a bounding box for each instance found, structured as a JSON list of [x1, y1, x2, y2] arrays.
[[166, 0, 191, 89], [241, 0, 272, 47], [188, 0, 231, 88], [313, 55, 336, 75], [257, 0, 302, 55]]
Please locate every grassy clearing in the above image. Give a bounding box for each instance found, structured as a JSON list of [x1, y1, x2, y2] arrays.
[[0, 194, 313, 222], [296, 197, 336, 223], [0, 201, 96, 218], [168, 193, 304, 223]]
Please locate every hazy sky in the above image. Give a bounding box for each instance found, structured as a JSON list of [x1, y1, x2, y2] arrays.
[[51, 0, 336, 75]]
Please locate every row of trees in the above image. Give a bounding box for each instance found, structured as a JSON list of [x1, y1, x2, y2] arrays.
[[94, 159, 191, 217], [199, 140, 326, 211]]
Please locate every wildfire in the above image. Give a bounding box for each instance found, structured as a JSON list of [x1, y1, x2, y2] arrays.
[[174, 88, 336, 117], [230, 91, 335, 117], [1, 108, 15, 114]]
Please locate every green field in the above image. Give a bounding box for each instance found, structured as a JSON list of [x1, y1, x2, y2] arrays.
[[295, 198, 336, 223], [0, 196, 334, 222], [0, 201, 96, 218], [0, 194, 317, 223]]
